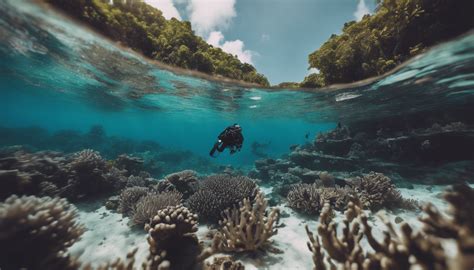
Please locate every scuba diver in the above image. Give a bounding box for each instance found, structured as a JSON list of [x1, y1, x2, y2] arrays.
[[209, 124, 244, 157]]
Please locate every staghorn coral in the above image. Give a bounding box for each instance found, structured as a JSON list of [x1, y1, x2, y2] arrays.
[[352, 172, 417, 211], [213, 192, 279, 253], [131, 191, 183, 226], [164, 170, 199, 199], [420, 184, 474, 269], [306, 198, 451, 270], [287, 184, 353, 215], [144, 204, 201, 269], [118, 186, 149, 216], [187, 174, 258, 223], [0, 195, 84, 269], [204, 256, 245, 270]]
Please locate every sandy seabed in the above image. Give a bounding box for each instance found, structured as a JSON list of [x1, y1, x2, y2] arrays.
[[69, 184, 458, 269]]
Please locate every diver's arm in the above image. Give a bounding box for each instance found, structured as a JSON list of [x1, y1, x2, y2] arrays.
[[209, 140, 220, 157]]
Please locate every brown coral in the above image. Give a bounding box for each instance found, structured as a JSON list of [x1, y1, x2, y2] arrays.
[[306, 198, 450, 270], [0, 195, 84, 269], [420, 184, 474, 269], [145, 204, 201, 269], [118, 186, 149, 216], [287, 184, 353, 214], [164, 170, 199, 199], [187, 174, 258, 223], [213, 192, 279, 252], [204, 256, 245, 270], [352, 172, 417, 211], [69, 149, 105, 171], [130, 191, 183, 226]]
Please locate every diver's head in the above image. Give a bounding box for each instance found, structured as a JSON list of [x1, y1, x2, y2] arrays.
[[233, 123, 241, 130]]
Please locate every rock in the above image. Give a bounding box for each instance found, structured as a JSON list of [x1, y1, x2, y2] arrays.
[[395, 216, 404, 224], [105, 195, 120, 210], [301, 170, 321, 184]]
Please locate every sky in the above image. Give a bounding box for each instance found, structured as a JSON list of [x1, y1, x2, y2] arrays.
[[144, 0, 376, 85]]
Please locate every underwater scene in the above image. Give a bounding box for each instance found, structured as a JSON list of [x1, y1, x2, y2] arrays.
[[1, 0, 474, 269]]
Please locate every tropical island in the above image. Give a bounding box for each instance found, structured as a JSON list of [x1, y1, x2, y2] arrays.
[[300, 0, 474, 88], [44, 0, 270, 86]]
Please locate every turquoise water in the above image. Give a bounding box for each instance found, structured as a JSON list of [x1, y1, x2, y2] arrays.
[[1, 0, 474, 175], [2, 1, 474, 269]]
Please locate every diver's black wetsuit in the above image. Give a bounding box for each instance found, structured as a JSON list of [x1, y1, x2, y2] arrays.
[[210, 124, 244, 157]]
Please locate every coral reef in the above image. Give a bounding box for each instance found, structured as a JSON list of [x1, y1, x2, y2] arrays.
[[0, 195, 84, 269], [144, 204, 202, 269], [114, 154, 144, 176], [131, 191, 183, 226], [118, 186, 149, 216], [351, 172, 418, 211], [161, 170, 199, 199], [287, 184, 353, 214], [213, 192, 279, 252], [306, 184, 474, 270], [250, 120, 474, 186], [0, 125, 222, 178], [287, 172, 416, 215], [204, 256, 245, 270], [0, 148, 132, 201], [187, 174, 258, 223]]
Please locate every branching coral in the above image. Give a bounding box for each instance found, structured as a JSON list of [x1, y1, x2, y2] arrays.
[[69, 149, 105, 172], [287, 184, 322, 215], [145, 204, 201, 269], [420, 184, 474, 269], [187, 174, 258, 223], [118, 186, 149, 216], [131, 191, 183, 226], [0, 195, 84, 269], [287, 184, 353, 214], [213, 192, 279, 252], [306, 191, 474, 270], [352, 172, 417, 211]]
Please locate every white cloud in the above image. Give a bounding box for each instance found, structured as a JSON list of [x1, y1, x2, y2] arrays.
[[187, 0, 236, 35], [354, 0, 370, 21], [207, 31, 255, 64], [207, 31, 224, 47], [260, 33, 270, 42], [308, 68, 320, 75], [144, 0, 182, 20]]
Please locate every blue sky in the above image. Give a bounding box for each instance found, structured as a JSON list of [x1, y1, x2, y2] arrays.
[[144, 0, 376, 85]]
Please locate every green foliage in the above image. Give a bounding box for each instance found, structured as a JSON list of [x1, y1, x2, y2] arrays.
[[276, 82, 300, 89], [300, 73, 325, 88], [46, 0, 269, 86], [307, 0, 474, 86]]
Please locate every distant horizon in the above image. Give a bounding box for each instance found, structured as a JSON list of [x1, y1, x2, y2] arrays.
[[143, 0, 377, 85]]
